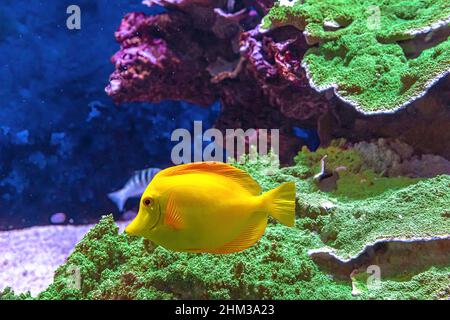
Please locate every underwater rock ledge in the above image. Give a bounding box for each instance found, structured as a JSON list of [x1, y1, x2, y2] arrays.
[[309, 236, 450, 280]]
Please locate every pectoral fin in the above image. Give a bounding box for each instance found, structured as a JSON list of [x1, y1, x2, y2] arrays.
[[207, 214, 267, 254], [164, 195, 185, 230]]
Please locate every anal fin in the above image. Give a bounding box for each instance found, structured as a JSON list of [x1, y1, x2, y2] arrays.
[[207, 214, 267, 254]]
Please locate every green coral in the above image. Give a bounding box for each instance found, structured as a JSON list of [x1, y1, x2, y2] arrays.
[[263, 0, 450, 113], [242, 146, 450, 258], [318, 175, 450, 257], [293, 140, 420, 199], [333, 171, 419, 200], [0, 287, 32, 300], [38, 215, 353, 300], [294, 139, 365, 175], [354, 266, 450, 300]]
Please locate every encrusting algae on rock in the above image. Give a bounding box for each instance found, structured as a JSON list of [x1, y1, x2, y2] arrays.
[[263, 0, 450, 113], [37, 215, 351, 300], [3, 141, 448, 300]]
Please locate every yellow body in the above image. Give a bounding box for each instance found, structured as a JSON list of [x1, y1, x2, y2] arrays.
[[125, 162, 296, 254]]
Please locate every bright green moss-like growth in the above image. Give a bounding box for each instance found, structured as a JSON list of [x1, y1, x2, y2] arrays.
[[0, 287, 33, 300], [294, 140, 365, 175], [288, 143, 449, 257], [354, 266, 450, 300], [38, 215, 354, 300], [318, 174, 450, 257], [263, 0, 450, 113], [293, 141, 420, 199]]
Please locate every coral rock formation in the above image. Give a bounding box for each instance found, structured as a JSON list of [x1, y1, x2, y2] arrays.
[[319, 76, 450, 160], [106, 12, 217, 106], [106, 0, 450, 163], [106, 0, 333, 161], [264, 0, 450, 113]]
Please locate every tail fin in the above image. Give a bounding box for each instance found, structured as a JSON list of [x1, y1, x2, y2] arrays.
[[263, 182, 296, 227], [108, 190, 126, 212]]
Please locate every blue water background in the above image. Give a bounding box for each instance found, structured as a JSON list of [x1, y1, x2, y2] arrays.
[[0, 0, 219, 228]]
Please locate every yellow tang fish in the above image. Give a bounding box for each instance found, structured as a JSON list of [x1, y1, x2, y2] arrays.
[[125, 162, 296, 254]]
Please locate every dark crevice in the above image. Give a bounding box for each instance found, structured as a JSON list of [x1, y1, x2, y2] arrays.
[[310, 237, 450, 281], [398, 24, 449, 59]]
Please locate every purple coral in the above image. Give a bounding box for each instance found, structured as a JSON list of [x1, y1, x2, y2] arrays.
[[106, 12, 216, 106], [106, 0, 332, 161]]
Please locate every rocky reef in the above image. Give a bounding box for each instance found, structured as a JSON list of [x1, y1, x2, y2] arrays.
[[2, 142, 448, 300], [105, 0, 450, 161], [265, 0, 450, 113]]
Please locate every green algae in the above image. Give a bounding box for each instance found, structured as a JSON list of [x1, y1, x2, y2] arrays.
[[333, 172, 420, 200], [354, 266, 450, 300], [293, 141, 420, 200], [263, 0, 450, 113], [5, 144, 449, 300], [0, 287, 32, 300], [240, 147, 450, 259], [294, 140, 365, 176], [317, 175, 450, 257], [265, 1, 450, 41], [38, 215, 354, 300]]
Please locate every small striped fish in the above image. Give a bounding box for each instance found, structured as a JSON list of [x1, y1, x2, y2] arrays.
[[108, 168, 161, 211]]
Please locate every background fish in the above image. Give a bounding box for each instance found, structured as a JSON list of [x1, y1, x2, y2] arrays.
[[125, 162, 296, 254], [108, 168, 161, 211], [293, 126, 320, 151]]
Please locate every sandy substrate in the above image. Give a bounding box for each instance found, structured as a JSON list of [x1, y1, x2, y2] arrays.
[[0, 221, 127, 296]]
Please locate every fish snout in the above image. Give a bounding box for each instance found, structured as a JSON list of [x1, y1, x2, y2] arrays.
[[125, 217, 141, 236]]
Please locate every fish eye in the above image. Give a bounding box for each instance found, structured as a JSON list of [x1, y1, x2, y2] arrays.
[[142, 197, 153, 207]]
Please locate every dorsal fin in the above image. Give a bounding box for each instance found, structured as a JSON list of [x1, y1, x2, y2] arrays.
[[157, 162, 261, 195], [164, 195, 185, 230]]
